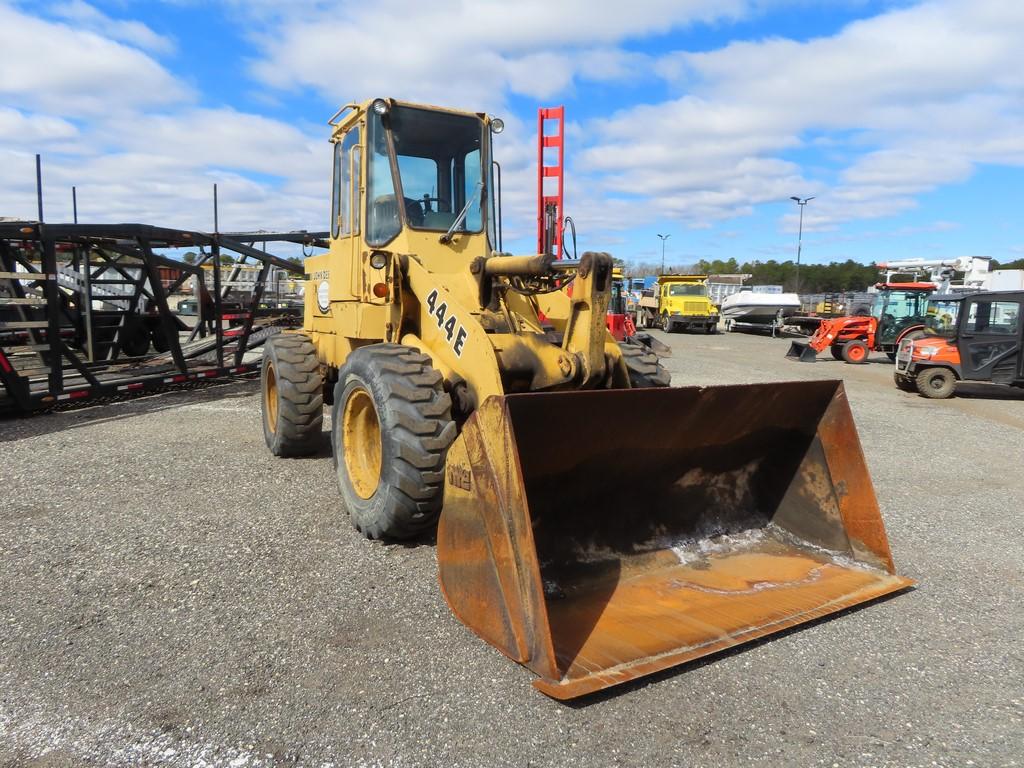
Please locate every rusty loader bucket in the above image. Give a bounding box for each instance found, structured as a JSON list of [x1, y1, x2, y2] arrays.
[[437, 382, 913, 700], [787, 339, 820, 362]]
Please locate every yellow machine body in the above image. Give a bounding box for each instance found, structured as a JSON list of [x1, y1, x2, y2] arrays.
[[285, 98, 912, 699]]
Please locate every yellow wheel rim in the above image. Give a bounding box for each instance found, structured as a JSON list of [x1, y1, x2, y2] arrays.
[[264, 361, 279, 434], [342, 387, 382, 499]]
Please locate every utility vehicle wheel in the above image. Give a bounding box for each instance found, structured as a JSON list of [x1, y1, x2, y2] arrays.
[[619, 342, 671, 388], [841, 340, 869, 364], [893, 372, 916, 392], [830, 345, 845, 361], [261, 333, 324, 457], [332, 344, 456, 540], [915, 367, 956, 399]]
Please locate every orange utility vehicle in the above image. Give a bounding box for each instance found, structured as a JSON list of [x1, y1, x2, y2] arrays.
[[894, 291, 1023, 398], [788, 282, 934, 363]]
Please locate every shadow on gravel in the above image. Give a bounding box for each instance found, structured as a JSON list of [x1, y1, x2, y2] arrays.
[[558, 586, 916, 709], [0, 379, 262, 442], [954, 382, 1024, 401]]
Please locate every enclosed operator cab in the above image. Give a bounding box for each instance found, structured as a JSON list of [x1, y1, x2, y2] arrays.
[[894, 290, 1023, 398]]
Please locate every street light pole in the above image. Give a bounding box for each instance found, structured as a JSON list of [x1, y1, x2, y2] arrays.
[[789, 196, 814, 293], [657, 233, 671, 275]]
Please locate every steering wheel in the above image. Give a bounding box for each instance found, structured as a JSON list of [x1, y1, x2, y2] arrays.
[[416, 196, 452, 214]]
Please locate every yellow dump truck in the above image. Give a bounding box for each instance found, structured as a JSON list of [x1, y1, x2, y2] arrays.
[[636, 274, 719, 333]]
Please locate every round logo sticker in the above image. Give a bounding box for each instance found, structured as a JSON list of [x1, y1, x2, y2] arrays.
[[317, 280, 330, 313]]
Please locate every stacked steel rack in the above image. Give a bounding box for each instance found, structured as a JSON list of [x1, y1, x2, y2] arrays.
[[0, 222, 326, 414]]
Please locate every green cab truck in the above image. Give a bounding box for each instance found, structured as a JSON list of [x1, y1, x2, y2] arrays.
[[636, 275, 719, 333]]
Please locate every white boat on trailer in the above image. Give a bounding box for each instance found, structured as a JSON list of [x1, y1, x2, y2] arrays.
[[720, 290, 802, 333]]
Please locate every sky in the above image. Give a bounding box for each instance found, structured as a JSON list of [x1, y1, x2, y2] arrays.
[[1, 0, 1023, 270]]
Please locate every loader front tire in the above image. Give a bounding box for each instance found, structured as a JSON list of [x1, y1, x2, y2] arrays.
[[619, 342, 671, 388], [332, 344, 456, 540], [261, 333, 324, 457]]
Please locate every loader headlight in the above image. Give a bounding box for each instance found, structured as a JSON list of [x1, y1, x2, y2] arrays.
[[371, 98, 389, 116], [369, 251, 388, 270], [916, 346, 938, 358], [490, 117, 505, 134]]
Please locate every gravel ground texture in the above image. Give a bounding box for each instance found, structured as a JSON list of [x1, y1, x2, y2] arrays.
[[1, 329, 1022, 768]]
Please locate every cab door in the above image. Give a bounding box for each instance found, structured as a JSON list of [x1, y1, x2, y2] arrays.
[[957, 297, 1021, 383], [329, 124, 362, 302]]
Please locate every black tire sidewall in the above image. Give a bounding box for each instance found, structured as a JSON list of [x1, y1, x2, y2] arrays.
[[260, 351, 278, 450], [329, 344, 452, 539], [917, 368, 956, 398], [332, 371, 395, 532]]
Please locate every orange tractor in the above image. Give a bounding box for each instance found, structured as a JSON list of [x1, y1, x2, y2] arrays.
[[788, 283, 935, 363]]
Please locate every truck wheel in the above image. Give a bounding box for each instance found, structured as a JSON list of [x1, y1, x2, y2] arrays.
[[893, 372, 916, 392], [151, 327, 172, 354], [660, 313, 673, 333], [841, 340, 869, 364], [830, 345, 845, 361], [619, 342, 671, 388], [120, 320, 151, 357], [333, 344, 456, 540], [261, 333, 324, 457], [915, 367, 956, 399]]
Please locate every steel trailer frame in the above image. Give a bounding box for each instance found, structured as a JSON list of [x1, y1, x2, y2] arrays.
[[0, 222, 326, 414]]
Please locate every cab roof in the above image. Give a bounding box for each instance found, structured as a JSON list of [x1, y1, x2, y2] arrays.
[[658, 274, 708, 283]]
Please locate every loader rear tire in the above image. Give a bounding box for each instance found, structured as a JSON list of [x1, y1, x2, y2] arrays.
[[261, 333, 324, 457], [619, 343, 671, 388], [332, 344, 456, 540]]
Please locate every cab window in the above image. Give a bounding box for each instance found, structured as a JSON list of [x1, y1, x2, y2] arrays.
[[331, 126, 360, 239], [965, 300, 1020, 334], [367, 113, 401, 246]]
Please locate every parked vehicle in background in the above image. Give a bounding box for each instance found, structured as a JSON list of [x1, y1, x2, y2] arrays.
[[894, 291, 1023, 398], [720, 289, 801, 335], [606, 268, 637, 341], [788, 282, 935, 363], [635, 275, 719, 333]]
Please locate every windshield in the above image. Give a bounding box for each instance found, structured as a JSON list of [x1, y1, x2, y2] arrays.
[[923, 299, 962, 338], [666, 284, 706, 297], [366, 105, 485, 244]]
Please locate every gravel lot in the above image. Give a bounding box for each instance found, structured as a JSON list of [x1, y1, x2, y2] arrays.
[[1, 330, 1022, 767]]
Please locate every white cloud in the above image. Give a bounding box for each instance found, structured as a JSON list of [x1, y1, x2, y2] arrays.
[[49, 1, 176, 55], [0, 108, 78, 144], [244, 0, 756, 109], [583, 0, 1024, 232], [0, 4, 189, 115]]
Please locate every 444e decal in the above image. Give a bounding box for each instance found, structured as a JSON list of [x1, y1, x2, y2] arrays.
[[425, 289, 468, 357]]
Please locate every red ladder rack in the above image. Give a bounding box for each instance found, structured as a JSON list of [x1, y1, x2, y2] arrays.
[[536, 106, 565, 258]]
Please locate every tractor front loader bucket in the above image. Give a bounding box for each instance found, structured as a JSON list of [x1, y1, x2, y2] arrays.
[[437, 382, 913, 700], [787, 339, 819, 362]]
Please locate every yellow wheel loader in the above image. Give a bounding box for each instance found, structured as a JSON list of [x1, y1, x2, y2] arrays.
[[260, 98, 913, 699]]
